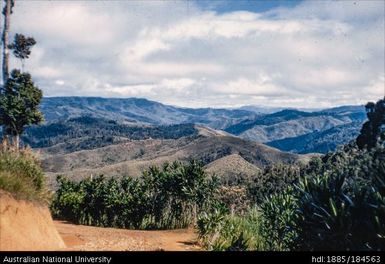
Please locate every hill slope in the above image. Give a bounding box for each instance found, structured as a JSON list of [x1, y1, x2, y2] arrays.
[[34, 97, 367, 154], [41, 97, 256, 130], [23, 116, 198, 151], [267, 122, 363, 153], [204, 154, 262, 184], [40, 126, 303, 185], [224, 107, 366, 151]]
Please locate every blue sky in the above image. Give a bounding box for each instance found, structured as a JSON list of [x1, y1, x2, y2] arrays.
[[3, 0, 384, 108], [195, 0, 302, 13]]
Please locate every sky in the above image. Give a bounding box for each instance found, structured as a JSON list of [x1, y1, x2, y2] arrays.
[[2, 0, 384, 108]]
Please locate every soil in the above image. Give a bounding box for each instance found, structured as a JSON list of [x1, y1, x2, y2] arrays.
[[0, 191, 201, 251], [0, 191, 65, 251], [54, 220, 201, 251]]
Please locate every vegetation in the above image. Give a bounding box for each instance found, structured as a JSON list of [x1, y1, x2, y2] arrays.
[[261, 143, 385, 251], [357, 97, 385, 149], [0, 69, 44, 148], [198, 98, 385, 251], [196, 142, 385, 251], [0, 144, 48, 203], [50, 97, 385, 250], [1, 0, 43, 149], [51, 160, 218, 230], [0, 0, 381, 252], [225, 107, 366, 149], [8, 33, 36, 63], [267, 121, 363, 154], [23, 116, 197, 150], [197, 208, 266, 251], [247, 163, 301, 204]]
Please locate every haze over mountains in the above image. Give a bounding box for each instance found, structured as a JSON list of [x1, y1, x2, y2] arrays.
[[21, 96, 366, 182]]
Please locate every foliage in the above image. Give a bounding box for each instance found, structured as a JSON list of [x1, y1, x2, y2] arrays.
[[8, 33, 36, 61], [260, 188, 299, 250], [357, 97, 385, 149], [216, 186, 250, 215], [247, 163, 301, 204], [260, 143, 385, 251], [294, 145, 385, 250], [0, 69, 43, 142], [197, 207, 267, 251], [0, 144, 48, 202], [23, 116, 197, 150], [51, 160, 218, 230]]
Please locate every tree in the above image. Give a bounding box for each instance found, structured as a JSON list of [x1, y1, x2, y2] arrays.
[[8, 33, 36, 71], [356, 97, 385, 149], [0, 69, 43, 148], [1, 0, 43, 148]]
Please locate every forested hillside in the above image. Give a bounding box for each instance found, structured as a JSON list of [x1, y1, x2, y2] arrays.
[[31, 98, 367, 154], [225, 107, 366, 144], [23, 116, 197, 151], [267, 122, 363, 153], [40, 97, 256, 130]]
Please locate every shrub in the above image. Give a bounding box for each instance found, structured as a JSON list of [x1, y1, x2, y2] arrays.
[[216, 186, 250, 215], [0, 145, 48, 203], [293, 145, 385, 250], [197, 207, 267, 251], [51, 160, 218, 230], [260, 188, 298, 251], [247, 163, 301, 204], [260, 144, 385, 251]]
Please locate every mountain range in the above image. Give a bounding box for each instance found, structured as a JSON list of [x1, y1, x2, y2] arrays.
[[40, 97, 257, 130], [37, 97, 366, 154], [18, 96, 367, 184]]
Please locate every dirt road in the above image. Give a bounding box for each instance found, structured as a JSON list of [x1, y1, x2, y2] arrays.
[[54, 221, 201, 251]]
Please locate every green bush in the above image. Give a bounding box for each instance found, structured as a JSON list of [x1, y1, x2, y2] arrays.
[[260, 188, 298, 250], [197, 207, 267, 251], [260, 144, 385, 251], [247, 163, 301, 205], [51, 160, 218, 230], [0, 146, 48, 203], [294, 145, 385, 250]]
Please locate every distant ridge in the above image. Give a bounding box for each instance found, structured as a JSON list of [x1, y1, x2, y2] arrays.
[[41, 97, 256, 130], [31, 97, 368, 154]]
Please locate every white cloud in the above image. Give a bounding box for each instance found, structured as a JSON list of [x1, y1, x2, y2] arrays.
[[4, 0, 384, 108], [55, 80, 65, 86]]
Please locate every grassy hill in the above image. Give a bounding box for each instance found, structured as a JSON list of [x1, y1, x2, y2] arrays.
[[204, 154, 262, 184], [39, 126, 304, 185]]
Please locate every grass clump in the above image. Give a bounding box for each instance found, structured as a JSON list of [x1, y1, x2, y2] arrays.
[[197, 207, 267, 251], [0, 145, 49, 203]]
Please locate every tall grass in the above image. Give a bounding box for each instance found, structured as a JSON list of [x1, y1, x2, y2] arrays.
[[0, 143, 49, 203], [197, 207, 267, 251]]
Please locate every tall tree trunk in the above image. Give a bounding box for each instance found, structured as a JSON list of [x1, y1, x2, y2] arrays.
[[2, 0, 12, 86], [1, 0, 12, 143]]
